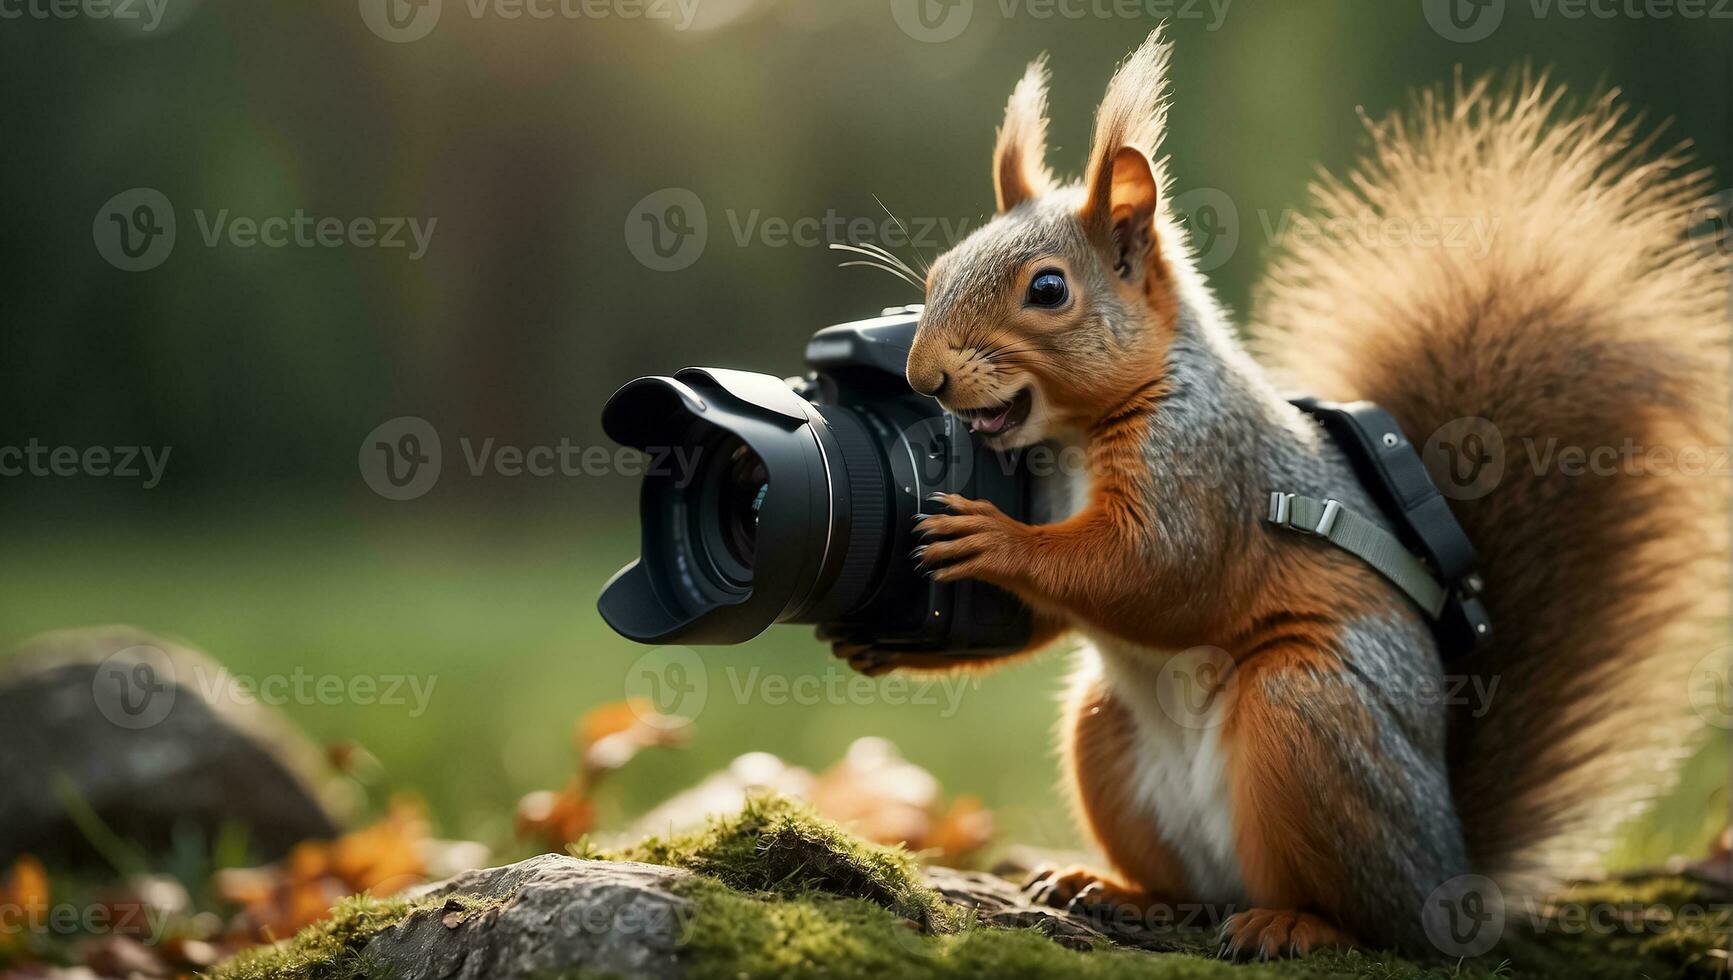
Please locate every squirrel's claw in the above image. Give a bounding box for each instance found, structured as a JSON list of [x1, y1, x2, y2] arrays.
[[910, 493, 1028, 585], [1217, 909, 1353, 961]]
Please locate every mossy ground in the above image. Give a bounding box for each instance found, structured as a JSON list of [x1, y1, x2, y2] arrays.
[[210, 797, 1730, 980], [209, 896, 494, 980]]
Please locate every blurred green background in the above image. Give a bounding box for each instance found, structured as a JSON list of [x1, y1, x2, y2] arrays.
[[1, 1, 1725, 862]]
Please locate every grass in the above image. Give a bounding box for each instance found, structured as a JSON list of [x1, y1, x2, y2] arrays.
[[217, 797, 1731, 980], [0, 509, 1722, 870]]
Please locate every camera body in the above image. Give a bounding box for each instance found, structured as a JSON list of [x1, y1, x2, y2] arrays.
[[597, 306, 1033, 657]]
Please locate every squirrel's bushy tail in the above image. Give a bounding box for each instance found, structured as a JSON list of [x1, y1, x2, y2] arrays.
[[1251, 74, 1729, 894]]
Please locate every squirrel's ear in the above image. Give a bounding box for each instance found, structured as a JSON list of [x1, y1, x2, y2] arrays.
[[1086, 146, 1160, 283], [1079, 30, 1171, 282], [993, 57, 1053, 212]]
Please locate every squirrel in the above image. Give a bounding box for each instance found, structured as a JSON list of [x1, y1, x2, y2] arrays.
[[835, 29, 1729, 959]]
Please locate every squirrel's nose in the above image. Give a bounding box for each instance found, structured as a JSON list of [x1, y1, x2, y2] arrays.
[[910, 371, 949, 398]]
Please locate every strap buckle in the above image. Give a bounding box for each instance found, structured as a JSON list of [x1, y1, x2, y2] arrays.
[[1267, 492, 1342, 537]]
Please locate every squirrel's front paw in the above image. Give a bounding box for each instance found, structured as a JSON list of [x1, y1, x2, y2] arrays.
[[913, 493, 1031, 587]]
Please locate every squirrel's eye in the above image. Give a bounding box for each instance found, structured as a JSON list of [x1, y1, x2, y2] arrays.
[[1027, 270, 1068, 308]]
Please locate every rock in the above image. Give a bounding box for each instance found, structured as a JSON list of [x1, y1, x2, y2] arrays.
[[923, 866, 1208, 954], [353, 854, 1206, 979], [0, 626, 351, 866], [360, 855, 692, 980]]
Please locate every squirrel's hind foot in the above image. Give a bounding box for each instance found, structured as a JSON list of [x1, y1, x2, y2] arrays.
[[1217, 909, 1356, 961]]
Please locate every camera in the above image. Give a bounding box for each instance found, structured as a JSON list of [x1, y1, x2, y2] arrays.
[[597, 306, 1033, 657]]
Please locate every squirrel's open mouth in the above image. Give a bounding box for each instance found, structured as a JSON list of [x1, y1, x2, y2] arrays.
[[953, 387, 1033, 436]]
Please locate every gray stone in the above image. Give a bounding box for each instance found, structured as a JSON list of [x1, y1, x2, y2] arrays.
[[0, 626, 350, 865], [359, 854, 1216, 978], [361, 855, 692, 980]]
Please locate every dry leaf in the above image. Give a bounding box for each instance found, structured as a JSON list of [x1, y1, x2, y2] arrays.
[[806, 738, 997, 865], [0, 855, 50, 959], [514, 783, 596, 850], [216, 796, 430, 939], [578, 699, 688, 777], [927, 795, 995, 863]]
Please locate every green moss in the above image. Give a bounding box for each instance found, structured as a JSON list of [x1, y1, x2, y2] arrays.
[[605, 794, 952, 928], [664, 875, 1543, 980], [209, 895, 494, 980]]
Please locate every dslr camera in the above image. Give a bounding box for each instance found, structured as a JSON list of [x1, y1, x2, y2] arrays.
[[597, 306, 1034, 657]]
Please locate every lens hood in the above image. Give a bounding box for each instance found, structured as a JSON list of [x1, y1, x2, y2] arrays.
[[597, 367, 862, 644]]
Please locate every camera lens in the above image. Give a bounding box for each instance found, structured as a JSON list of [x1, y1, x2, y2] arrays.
[[694, 436, 769, 587], [596, 366, 889, 644], [723, 442, 769, 565]]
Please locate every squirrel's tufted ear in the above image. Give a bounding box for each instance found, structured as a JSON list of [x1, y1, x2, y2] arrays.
[[993, 56, 1054, 212], [1079, 30, 1172, 283]]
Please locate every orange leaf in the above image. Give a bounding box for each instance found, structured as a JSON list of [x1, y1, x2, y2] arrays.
[[927, 795, 996, 863]]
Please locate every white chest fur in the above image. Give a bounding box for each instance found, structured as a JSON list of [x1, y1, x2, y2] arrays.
[[1032, 437, 1249, 902], [1077, 639, 1249, 904]]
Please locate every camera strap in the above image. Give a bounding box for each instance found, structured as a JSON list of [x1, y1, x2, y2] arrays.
[[1268, 397, 1493, 658], [1266, 491, 1447, 616]]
